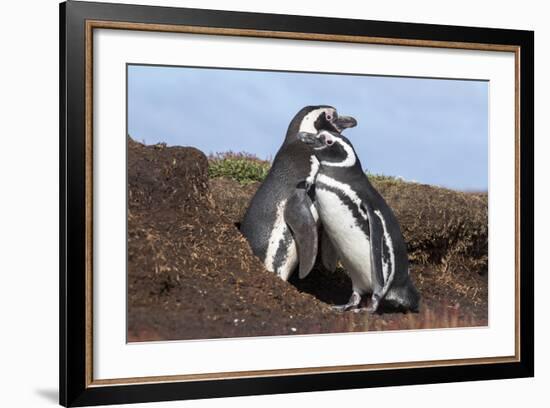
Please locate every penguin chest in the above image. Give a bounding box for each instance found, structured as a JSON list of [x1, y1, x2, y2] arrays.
[[315, 187, 373, 293]]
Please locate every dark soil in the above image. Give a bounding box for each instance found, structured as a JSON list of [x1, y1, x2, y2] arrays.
[[127, 138, 488, 342]]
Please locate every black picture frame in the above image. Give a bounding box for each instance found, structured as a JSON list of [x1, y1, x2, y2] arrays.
[[60, 1, 534, 406]]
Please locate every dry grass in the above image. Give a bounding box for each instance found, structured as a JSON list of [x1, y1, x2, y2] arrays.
[[373, 179, 488, 274]]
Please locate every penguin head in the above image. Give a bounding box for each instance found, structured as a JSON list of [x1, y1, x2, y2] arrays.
[[298, 130, 359, 168], [285, 106, 357, 143]]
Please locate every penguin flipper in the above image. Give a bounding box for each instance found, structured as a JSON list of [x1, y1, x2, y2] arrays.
[[320, 227, 338, 272], [284, 189, 318, 279], [361, 201, 386, 313]]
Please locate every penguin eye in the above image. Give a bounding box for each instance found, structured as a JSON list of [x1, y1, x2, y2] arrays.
[[326, 114, 333, 121], [326, 139, 334, 146]]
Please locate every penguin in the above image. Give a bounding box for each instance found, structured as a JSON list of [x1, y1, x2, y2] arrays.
[[297, 129, 420, 313], [240, 106, 357, 281]]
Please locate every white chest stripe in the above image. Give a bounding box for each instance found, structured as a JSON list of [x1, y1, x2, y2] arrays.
[[309, 203, 319, 223], [320, 138, 356, 168], [264, 200, 287, 272], [374, 209, 396, 289], [306, 155, 320, 185], [316, 174, 367, 220], [278, 238, 297, 281]]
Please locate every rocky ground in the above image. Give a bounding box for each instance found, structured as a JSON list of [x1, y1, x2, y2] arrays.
[[127, 138, 488, 342]]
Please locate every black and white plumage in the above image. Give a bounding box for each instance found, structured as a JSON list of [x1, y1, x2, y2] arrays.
[[240, 106, 357, 281], [298, 130, 420, 313]]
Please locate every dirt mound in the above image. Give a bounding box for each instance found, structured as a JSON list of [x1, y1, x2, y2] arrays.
[[128, 137, 211, 211]]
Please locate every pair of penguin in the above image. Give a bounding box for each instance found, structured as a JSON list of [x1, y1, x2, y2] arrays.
[[240, 106, 420, 313]]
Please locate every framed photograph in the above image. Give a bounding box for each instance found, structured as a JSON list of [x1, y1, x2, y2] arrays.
[[60, 1, 534, 406]]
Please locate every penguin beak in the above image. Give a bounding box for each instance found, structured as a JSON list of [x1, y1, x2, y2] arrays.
[[334, 115, 357, 132]]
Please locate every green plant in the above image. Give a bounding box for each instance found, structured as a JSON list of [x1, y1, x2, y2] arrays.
[[208, 152, 271, 185], [366, 172, 411, 187]]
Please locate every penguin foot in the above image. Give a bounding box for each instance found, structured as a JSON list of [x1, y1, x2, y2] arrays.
[[332, 291, 362, 312], [366, 294, 381, 314]]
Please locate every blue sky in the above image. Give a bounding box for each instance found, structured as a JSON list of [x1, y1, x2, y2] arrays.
[[128, 64, 488, 191]]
